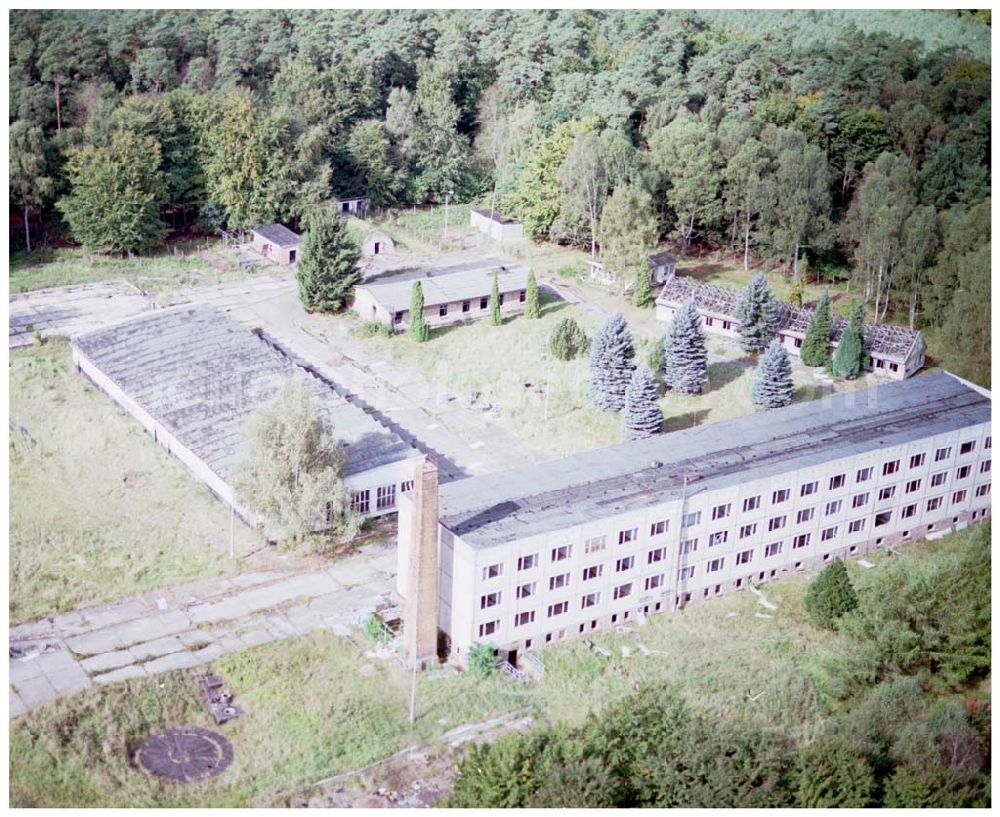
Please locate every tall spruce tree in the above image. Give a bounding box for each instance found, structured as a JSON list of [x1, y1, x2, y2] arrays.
[[490, 272, 503, 326], [632, 269, 654, 309], [524, 270, 540, 319], [588, 313, 636, 411], [409, 281, 429, 342], [800, 289, 832, 367], [804, 558, 858, 629], [296, 212, 362, 312], [623, 365, 663, 440], [662, 300, 708, 395], [751, 339, 795, 410], [830, 300, 869, 380], [735, 272, 778, 353]]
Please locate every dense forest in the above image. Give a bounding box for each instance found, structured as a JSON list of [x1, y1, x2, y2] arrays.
[[8, 9, 991, 381]]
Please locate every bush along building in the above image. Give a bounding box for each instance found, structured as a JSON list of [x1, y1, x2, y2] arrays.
[[397, 372, 990, 665], [71, 305, 420, 533], [655, 276, 926, 379], [352, 257, 529, 332]]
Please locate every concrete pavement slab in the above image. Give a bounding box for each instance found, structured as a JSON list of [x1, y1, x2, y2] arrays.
[[130, 636, 185, 661], [192, 643, 224, 662], [143, 651, 200, 675], [240, 629, 275, 648], [46, 665, 92, 696], [80, 650, 136, 674], [12, 675, 58, 709], [10, 689, 27, 718], [93, 665, 147, 685], [9, 657, 45, 684]]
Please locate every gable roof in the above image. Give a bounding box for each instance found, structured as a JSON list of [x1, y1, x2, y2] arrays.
[[471, 208, 520, 226], [648, 250, 677, 267], [439, 372, 990, 548], [355, 258, 529, 311], [656, 277, 924, 361], [71, 305, 416, 481], [252, 223, 301, 247]]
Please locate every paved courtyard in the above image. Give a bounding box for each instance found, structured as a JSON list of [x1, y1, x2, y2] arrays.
[[9, 280, 153, 347], [9, 546, 398, 719]]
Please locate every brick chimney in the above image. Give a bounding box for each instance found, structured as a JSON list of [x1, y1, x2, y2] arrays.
[[403, 457, 440, 669]]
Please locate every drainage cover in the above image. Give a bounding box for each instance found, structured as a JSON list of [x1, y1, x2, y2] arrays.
[[133, 726, 233, 783]]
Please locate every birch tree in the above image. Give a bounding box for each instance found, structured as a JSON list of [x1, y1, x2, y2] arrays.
[[842, 152, 914, 323]]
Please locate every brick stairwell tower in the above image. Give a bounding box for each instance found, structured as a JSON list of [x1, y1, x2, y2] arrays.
[[403, 457, 440, 669]]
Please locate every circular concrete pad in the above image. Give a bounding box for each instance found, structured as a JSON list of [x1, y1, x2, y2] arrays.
[[133, 726, 233, 783]]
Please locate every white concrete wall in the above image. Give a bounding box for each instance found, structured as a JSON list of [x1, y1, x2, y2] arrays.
[[356, 287, 527, 332], [440, 417, 992, 655], [470, 211, 524, 243]]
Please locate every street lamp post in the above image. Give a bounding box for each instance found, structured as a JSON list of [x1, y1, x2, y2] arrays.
[[443, 190, 455, 245]]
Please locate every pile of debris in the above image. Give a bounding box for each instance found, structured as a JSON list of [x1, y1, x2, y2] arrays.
[[198, 673, 243, 725]]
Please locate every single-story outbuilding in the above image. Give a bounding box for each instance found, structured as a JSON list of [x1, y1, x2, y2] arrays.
[[71, 304, 420, 533], [470, 209, 524, 243], [353, 258, 530, 331], [337, 197, 369, 218], [654, 276, 926, 380], [251, 224, 301, 265], [362, 230, 394, 257], [649, 250, 678, 284]]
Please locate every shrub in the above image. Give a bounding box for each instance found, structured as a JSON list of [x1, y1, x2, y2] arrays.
[[792, 738, 877, 807], [362, 614, 391, 643], [524, 270, 540, 318], [468, 642, 497, 679], [409, 281, 429, 342], [549, 317, 589, 361], [356, 320, 395, 338], [804, 558, 858, 629]]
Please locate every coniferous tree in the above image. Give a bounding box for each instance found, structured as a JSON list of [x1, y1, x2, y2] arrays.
[[662, 300, 708, 395], [549, 317, 589, 361], [623, 366, 663, 440], [800, 289, 833, 367], [751, 339, 795, 410], [735, 272, 778, 353], [409, 281, 429, 342], [830, 300, 869, 379], [804, 558, 859, 629], [632, 269, 654, 309], [490, 272, 503, 326], [524, 270, 540, 319], [588, 313, 636, 411], [295, 211, 362, 313]]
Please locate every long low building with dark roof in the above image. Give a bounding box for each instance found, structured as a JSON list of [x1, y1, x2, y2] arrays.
[[353, 257, 529, 331], [397, 372, 990, 662], [655, 276, 926, 379], [71, 304, 420, 530]]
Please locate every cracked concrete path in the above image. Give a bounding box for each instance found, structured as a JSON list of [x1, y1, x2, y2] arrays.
[[9, 545, 399, 719]]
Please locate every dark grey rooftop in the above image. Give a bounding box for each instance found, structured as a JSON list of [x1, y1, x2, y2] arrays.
[[656, 277, 924, 360], [72, 304, 416, 481], [439, 372, 991, 549], [648, 251, 677, 267], [252, 223, 301, 247], [356, 257, 529, 311], [471, 208, 520, 225]]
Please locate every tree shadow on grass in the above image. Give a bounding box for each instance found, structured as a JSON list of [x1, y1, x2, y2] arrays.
[[706, 360, 748, 393], [663, 408, 711, 433]]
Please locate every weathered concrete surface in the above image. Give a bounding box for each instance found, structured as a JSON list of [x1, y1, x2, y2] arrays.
[[10, 280, 153, 347], [9, 547, 398, 718]]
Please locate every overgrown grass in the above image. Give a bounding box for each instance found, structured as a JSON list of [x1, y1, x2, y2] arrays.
[[9, 631, 534, 807], [9, 340, 259, 623], [348, 294, 830, 459], [9, 242, 253, 294], [13, 528, 983, 806]]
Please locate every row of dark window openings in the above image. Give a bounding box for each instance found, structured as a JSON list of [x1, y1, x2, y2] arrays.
[[480, 602, 666, 642], [346, 479, 415, 515], [394, 290, 527, 323], [479, 505, 994, 641], [700, 313, 905, 373], [479, 455, 991, 580]]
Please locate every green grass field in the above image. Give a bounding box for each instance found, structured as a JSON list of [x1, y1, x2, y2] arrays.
[[9, 340, 259, 623], [9, 242, 256, 294], [11, 526, 984, 807], [350, 292, 831, 459]]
